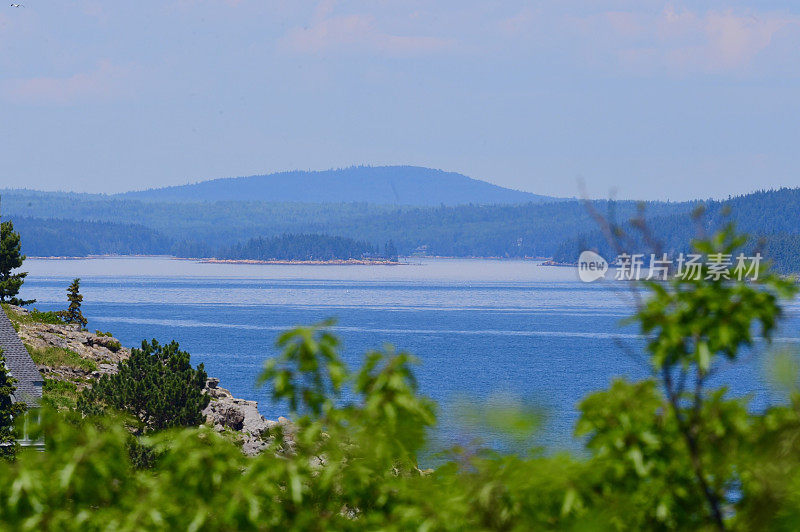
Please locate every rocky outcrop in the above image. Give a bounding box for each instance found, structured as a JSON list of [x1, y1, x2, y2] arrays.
[[18, 320, 130, 372], [8, 305, 289, 456], [202, 377, 292, 455]]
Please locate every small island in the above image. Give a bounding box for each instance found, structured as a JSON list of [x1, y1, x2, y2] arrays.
[[212, 233, 399, 264], [199, 258, 400, 265]]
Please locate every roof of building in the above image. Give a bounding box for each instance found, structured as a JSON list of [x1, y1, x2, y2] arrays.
[[0, 308, 42, 407]]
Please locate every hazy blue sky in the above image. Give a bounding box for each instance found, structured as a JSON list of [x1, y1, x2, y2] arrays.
[[2, 1, 799, 200]]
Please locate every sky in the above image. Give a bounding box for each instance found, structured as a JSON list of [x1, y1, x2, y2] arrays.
[[1, 1, 799, 200]]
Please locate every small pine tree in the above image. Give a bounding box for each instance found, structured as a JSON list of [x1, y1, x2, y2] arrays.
[[0, 348, 26, 460], [57, 278, 87, 328], [0, 220, 34, 306], [79, 339, 209, 433]]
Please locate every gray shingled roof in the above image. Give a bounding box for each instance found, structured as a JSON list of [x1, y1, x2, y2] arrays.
[[0, 308, 42, 407]]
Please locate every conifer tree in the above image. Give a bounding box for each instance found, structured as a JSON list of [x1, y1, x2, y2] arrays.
[[57, 278, 87, 328], [79, 339, 209, 432], [0, 349, 26, 460], [384, 240, 399, 262], [0, 220, 34, 306]]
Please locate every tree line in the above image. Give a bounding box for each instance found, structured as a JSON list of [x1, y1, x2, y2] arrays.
[[216, 234, 390, 262], [6, 187, 800, 271]]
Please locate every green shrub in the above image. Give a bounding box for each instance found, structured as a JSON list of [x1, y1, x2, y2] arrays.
[[105, 339, 122, 352], [79, 339, 209, 432], [126, 435, 162, 470], [3, 305, 64, 327], [28, 309, 65, 325], [41, 379, 79, 411]]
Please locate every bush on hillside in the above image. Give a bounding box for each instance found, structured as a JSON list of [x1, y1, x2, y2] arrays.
[[78, 339, 209, 432]]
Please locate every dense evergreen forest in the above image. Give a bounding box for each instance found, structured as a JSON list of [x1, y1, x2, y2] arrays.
[[2, 190, 693, 258], [4, 187, 800, 271], [12, 217, 172, 257], [216, 234, 379, 261], [553, 189, 800, 273]]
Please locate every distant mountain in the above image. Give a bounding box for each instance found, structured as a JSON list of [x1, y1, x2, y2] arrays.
[[115, 166, 555, 205]]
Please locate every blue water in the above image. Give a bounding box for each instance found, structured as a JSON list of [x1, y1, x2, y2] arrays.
[[19, 257, 800, 452]]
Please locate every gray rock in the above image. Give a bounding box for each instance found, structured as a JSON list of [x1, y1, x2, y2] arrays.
[[200, 380, 295, 456], [242, 438, 269, 456], [40, 332, 70, 350]]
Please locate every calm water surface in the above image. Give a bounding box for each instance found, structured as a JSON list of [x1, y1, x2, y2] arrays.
[[20, 257, 800, 452]]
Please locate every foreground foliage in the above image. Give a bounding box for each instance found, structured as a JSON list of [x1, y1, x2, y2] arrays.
[[1, 228, 800, 530]]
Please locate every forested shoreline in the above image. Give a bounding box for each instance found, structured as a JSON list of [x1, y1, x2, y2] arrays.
[[6, 187, 800, 271]]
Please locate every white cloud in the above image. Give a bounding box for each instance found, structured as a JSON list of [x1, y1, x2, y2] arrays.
[[279, 2, 456, 56], [501, 4, 800, 76], [1, 61, 135, 105]]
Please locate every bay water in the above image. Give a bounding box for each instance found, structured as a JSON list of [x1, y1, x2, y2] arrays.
[[20, 257, 800, 453]]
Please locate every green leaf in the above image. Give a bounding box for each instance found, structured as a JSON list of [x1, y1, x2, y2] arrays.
[[697, 342, 711, 373]]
